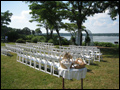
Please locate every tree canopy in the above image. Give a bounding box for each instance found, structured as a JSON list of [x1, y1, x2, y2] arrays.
[[25, 1, 119, 45], [1, 10, 13, 26]]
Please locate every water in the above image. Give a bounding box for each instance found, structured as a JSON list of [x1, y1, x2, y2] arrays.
[[62, 36, 119, 44]]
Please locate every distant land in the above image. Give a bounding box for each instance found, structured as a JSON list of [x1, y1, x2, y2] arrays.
[[42, 33, 119, 36]]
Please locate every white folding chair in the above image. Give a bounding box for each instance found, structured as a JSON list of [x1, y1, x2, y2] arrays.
[[82, 49, 94, 65], [52, 51, 61, 77], [45, 51, 53, 74], [94, 48, 102, 62], [27, 48, 36, 68], [39, 49, 46, 72], [16, 48, 23, 62]]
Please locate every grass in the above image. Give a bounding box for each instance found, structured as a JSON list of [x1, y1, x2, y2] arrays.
[[1, 43, 119, 89]]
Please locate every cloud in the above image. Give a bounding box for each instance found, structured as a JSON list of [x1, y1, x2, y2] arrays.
[[9, 10, 38, 30], [11, 10, 31, 23], [107, 21, 119, 28], [83, 9, 119, 33], [93, 21, 106, 27]]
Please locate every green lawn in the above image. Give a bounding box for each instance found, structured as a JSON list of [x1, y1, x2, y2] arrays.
[[1, 43, 119, 89]]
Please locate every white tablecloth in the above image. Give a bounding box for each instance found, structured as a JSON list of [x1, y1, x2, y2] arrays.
[[58, 67, 87, 80]]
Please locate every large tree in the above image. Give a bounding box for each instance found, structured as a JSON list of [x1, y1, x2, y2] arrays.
[[25, 1, 67, 45], [25, 1, 119, 45], [64, 1, 119, 45]]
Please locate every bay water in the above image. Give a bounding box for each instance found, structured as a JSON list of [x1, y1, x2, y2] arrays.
[[63, 35, 119, 44]]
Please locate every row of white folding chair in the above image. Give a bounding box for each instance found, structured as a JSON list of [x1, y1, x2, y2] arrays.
[[67, 47, 94, 65], [83, 47, 102, 62], [18, 43, 101, 65], [35, 48, 61, 77], [16, 47, 61, 77], [1, 47, 9, 56], [5, 44, 19, 53], [69, 46, 102, 62], [17, 48, 45, 71], [62, 46, 102, 64], [6, 43, 27, 53], [37, 42, 53, 46], [36, 48, 61, 76], [33, 48, 60, 77]]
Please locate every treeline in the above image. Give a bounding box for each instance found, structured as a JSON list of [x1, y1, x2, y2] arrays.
[[1, 26, 42, 42]]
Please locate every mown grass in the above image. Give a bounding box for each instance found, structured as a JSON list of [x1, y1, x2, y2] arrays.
[[1, 43, 119, 89]]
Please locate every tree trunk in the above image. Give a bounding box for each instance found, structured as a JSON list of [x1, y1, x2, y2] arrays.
[[77, 22, 82, 46], [50, 29, 53, 39], [45, 26, 49, 41], [56, 28, 62, 46]]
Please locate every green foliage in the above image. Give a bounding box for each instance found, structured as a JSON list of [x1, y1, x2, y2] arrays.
[[48, 39, 54, 43], [5, 31, 19, 42], [26, 35, 34, 40], [51, 34, 59, 45], [38, 36, 46, 42], [61, 37, 69, 45], [104, 1, 119, 20], [22, 27, 31, 35], [1, 10, 13, 26], [31, 37, 38, 43], [16, 38, 26, 43], [26, 40, 31, 42], [93, 42, 116, 47], [35, 28, 42, 34], [31, 36, 46, 43], [18, 34, 26, 40], [69, 36, 76, 45]]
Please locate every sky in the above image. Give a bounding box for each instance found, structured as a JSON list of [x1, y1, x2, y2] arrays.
[[1, 1, 119, 34]]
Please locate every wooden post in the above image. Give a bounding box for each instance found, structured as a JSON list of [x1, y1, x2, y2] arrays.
[[81, 78, 83, 89], [62, 77, 64, 89]]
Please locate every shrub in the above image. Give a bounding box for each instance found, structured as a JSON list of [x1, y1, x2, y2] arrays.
[[94, 42, 99, 46], [37, 36, 46, 42], [26, 35, 34, 40], [31, 37, 38, 43], [61, 37, 69, 45], [16, 38, 25, 43], [48, 39, 54, 43], [26, 40, 31, 42], [19, 34, 26, 40], [93, 42, 115, 47]]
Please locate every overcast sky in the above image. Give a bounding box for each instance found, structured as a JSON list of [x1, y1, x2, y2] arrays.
[[1, 1, 119, 33]]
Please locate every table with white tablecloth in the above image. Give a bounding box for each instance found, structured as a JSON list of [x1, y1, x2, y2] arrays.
[[58, 67, 87, 89]]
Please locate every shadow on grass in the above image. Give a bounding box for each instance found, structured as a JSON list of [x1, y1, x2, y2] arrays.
[[100, 48, 119, 58], [87, 69, 92, 72], [90, 63, 99, 66], [100, 59, 107, 62]]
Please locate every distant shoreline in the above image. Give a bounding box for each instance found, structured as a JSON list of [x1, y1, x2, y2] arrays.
[[42, 33, 119, 36]]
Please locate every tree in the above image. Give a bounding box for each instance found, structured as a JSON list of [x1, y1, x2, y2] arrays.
[[31, 30, 35, 35], [25, 1, 119, 45], [36, 21, 50, 39], [63, 23, 86, 45], [104, 1, 119, 20], [35, 28, 42, 35], [1, 10, 13, 26], [25, 1, 67, 45], [22, 27, 31, 35], [1, 10, 13, 38], [64, 1, 119, 45]]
